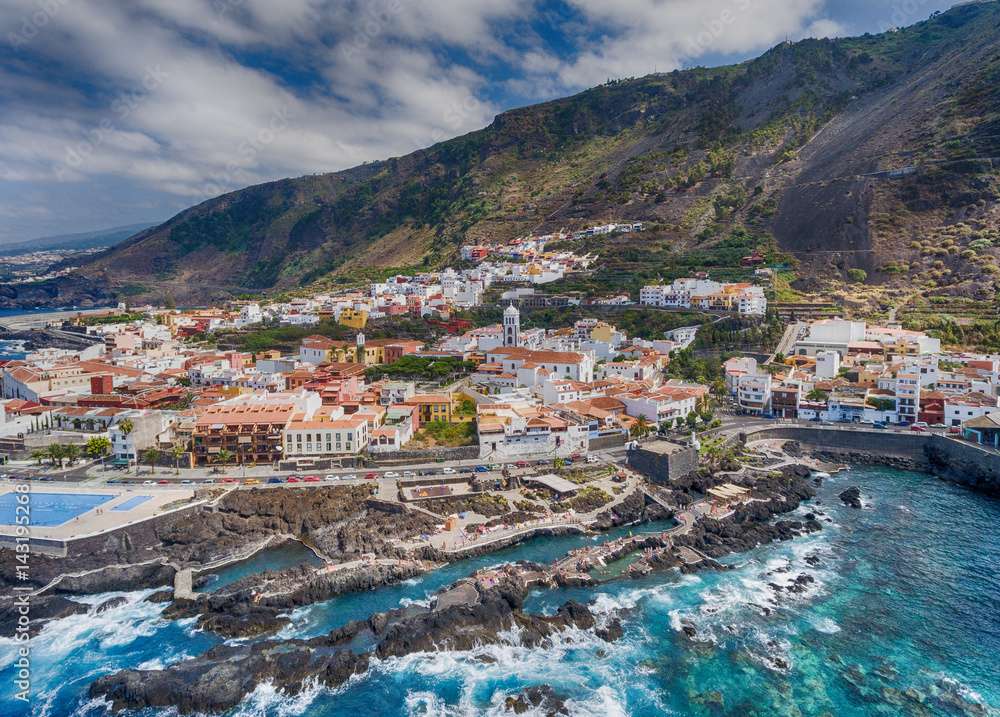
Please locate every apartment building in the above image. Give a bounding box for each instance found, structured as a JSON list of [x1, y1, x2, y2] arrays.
[[476, 404, 589, 460], [283, 413, 369, 457]]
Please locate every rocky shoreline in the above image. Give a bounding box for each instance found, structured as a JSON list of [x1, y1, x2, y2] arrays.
[[90, 573, 615, 714], [84, 466, 821, 714]]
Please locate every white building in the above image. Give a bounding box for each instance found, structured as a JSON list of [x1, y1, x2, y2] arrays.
[[945, 394, 1000, 427], [737, 373, 772, 415], [485, 347, 594, 386], [815, 350, 841, 379], [109, 410, 176, 466], [283, 413, 369, 457], [640, 278, 766, 315], [476, 404, 589, 460], [503, 304, 521, 347]]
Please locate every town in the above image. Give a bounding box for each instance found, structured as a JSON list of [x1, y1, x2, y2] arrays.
[[2, 223, 998, 492], [4, 4, 1000, 714]]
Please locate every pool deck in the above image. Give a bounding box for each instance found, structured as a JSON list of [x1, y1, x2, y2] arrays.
[[0, 484, 197, 541]]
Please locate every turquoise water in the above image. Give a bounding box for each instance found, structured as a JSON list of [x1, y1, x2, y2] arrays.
[[110, 496, 152, 512], [197, 540, 327, 593], [1, 467, 997, 716], [0, 492, 115, 527]]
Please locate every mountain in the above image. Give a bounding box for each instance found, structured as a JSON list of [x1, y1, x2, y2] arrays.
[[0, 223, 158, 256], [55, 2, 1000, 307]]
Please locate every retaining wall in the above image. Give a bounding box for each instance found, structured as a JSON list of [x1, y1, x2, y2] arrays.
[[743, 425, 1000, 496]]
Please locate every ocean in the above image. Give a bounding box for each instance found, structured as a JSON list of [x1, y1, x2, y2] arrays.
[[0, 308, 54, 360], [1, 466, 998, 716]]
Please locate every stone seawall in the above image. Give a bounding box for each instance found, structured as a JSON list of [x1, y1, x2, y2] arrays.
[[925, 436, 1000, 497], [743, 426, 1000, 497]]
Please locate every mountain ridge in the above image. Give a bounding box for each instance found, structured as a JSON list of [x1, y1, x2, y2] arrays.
[[0, 223, 157, 256], [35, 2, 1000, 307]]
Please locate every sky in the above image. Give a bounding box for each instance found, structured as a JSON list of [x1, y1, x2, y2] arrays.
[[0, 0, 956, 244]]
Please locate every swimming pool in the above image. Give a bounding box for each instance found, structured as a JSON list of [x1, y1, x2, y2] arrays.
[[112, 495, 152, 511], [0, 492, 116, 527]]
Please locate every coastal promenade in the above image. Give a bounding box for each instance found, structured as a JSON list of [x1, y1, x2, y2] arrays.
[[397, 469, 644, 555]]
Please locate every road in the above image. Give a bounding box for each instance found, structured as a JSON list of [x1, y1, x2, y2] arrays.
[[6, 445, 628, 492]]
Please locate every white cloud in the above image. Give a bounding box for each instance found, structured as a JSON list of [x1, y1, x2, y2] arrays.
[[555, 0, 836, 87], [0, 0, 868, 241]]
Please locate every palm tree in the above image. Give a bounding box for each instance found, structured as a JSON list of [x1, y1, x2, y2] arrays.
[[215, 449, 234, 468], [630, 417, 652, 440], [46, 444, 66, 468], [63, 444, 81, 466], [170, 443, 187, 475], [141, 448, 161, 474], [30, 449, 47, 466], [117, 418, 135, 472]]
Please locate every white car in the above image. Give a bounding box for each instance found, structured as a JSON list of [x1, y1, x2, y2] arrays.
[[325, 474, 337, 481], [143, 480, 155, 485], [340, 474, 356, 481], [586, 455, 599, 464], [442, 467, 457, 474], [384, 471, 400, 478], [403, 471, 415, 477]]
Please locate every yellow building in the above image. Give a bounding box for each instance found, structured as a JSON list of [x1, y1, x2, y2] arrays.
[[339, 308, 369, 329], [405, 394, 453, 424], [590, 321, 617, 343]]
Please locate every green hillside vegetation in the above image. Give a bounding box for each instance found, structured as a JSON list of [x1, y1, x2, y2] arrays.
[[62, 2, 1000, 314]]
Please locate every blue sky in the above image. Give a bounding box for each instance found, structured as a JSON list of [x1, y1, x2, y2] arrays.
[[0, 0, 955, 244]]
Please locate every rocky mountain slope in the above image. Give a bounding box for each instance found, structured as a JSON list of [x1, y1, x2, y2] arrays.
[[43, 2, 1000, 306]]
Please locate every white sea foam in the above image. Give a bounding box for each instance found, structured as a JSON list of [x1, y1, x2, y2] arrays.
[[810, 617, 841, 634], [231, 678, 326, 717], [399, 596, 433, 609], [8, 589, 167, 665], [68, 693, 113, 717], [375, 620, 640, 717], [405, 690, 462, 716]]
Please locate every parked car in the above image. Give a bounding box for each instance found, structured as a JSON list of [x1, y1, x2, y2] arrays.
[[441, 467, 457, 474], [586, 455, 599, 464], [267, 477, 283, 484], [931, 423, 946, 429], [244, 478, 261, 485], [474, 465, 490, 473], [181, 479, 193, 484], [303, 475, 321, 483], [515, 460, 530, 468], [910, 424, 928, 432], [221, 477, 239, 484], [384, 471, 400, 478], [872, 421, 887, 429], [143, 480, 155, 485], [948, 426, 962, 435], [913, 421, 929, 429], [157, 479, 170, 485], [365, 472, 377, 480], [340, 474, 356, 481], [403, 471, 415, 477], [286, 476, 302, 483], [202, 478, 215, 484]]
